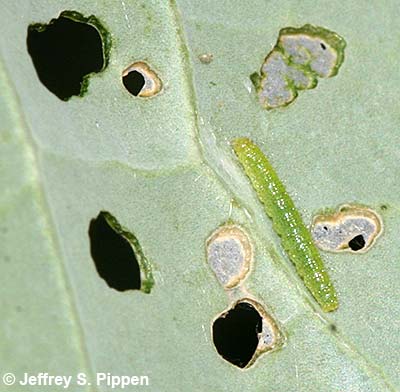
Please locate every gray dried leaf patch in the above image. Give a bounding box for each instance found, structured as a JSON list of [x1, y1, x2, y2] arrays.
[[311, 205, 383, 253], [206, 224, 252, 289], [252, 24, 346, 109]]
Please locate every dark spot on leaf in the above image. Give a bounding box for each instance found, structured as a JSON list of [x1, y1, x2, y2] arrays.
[[348, 234, 366, 251], [329, 323, 337, 333]]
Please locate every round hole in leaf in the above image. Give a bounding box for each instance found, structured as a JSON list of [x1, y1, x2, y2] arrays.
[[122, 70, 146, 96], [348, 234, 366, 251]]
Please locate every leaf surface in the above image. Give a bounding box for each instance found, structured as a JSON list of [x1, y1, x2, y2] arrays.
[[1, 1, 399, 391]]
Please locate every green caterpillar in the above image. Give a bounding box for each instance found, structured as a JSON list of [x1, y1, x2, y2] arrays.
[[232, 137, 338, 312]]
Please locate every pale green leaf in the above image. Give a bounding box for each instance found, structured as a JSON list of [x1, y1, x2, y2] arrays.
[[1, 1, 399, 391]]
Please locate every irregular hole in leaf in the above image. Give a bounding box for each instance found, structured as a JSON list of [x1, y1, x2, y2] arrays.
[[311, 204, 382, 253], [27, 10, 111, 101], [88, 211, 154, 293], [122, 61, 162, 97], [206, 224, 252, 289], [348, 234, 366, 251], [213, 302, 261, 368], [212, 299, 284, 369]]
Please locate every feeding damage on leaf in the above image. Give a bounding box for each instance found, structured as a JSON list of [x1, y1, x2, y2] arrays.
[[311, 205, 383, 253], [122, 61, 162, 97], [252, 24, 346, 109], [27, 10, 111, 101], [212, 299, 284, 369], [206, 223, 285, 368], [88, 211, 154, 293], [206, 224, 253, 289]]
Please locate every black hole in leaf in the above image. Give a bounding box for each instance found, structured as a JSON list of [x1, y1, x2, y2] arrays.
[[88, 212, 141, 291], [320, 42, 326, 50], [213, 302, 262, 368], [323, 226, 328, 231], [123, 70, 146, 96], [348, 234, 366, 251], [27, 13, 105, 100]]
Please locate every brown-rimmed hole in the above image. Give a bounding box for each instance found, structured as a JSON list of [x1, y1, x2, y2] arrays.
[[122, 62, 162, 98], [212, 302, 262, 368]]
